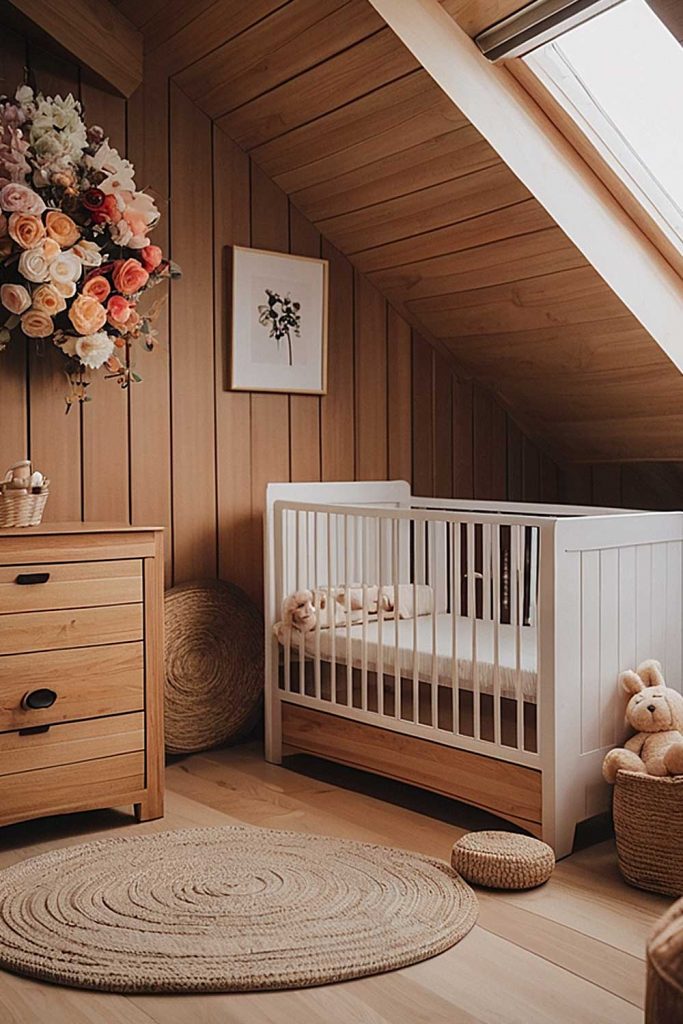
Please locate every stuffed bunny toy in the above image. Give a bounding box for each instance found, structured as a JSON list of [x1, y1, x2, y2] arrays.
[[273, 590, 317, 643], [602, 659, 683, 783]]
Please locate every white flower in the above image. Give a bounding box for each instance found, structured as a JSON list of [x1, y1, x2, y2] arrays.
[[71, 238, 102, 267], [52, 279, 77, 299], [86, 141, 136, 191], [109, 189, 159, 250], [15, 85, 34, 110], [48, 250, 82, 287], [74, 330, 114, 369], [18, 247, 51, 283]]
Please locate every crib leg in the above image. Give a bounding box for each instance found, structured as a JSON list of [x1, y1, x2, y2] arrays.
[[543, 806, 578, 860], [265, 641, 283, 764]]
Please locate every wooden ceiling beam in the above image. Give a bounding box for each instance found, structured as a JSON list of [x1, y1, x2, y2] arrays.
[[3, 0, 142, 97]]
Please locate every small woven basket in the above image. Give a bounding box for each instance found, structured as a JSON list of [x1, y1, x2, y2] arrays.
[[0, 487, 49, 528], [613, 770, 683, 896]]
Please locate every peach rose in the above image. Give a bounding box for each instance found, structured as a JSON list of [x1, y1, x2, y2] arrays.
[[42, 238, 60, 261], [53, 279, 77, 299], [82, 275, 111, 303], [107, 294, 131, 326], [112, 257, 148, 296], [31, 284, 67, 316], [68, 293, 107, 335], [20, 309, 53, 338], [8, 212, 46, 250], [0, 282, 31, 315], [0, 182, 45, 216], [140, 244, 162, 272], [45, 210, 80, 247]]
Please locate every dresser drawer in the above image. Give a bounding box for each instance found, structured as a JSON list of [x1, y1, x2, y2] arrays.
[[0, 712, 144, 775], [0, 750, 145, 825], [0, 559, 142, 613], [0, 642, 144, 732], [0, 604, 143, 656]]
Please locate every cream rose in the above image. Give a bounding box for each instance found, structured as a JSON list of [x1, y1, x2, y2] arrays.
[[8, 212, 46, 250], [18, 247, 51, 283], [0, 282, 31, 314], [0, 182, 45, 216], [20, 309, 53, 338], [74, 330, 114, 369], [48, 250, 82, 288], [42, 238, 60, 261], [45, 209, 80, 247], [31, 283, 66, 316], [71, 239, 102, 267], [68, 293, 107, 335], [52, 279, 77, 299]]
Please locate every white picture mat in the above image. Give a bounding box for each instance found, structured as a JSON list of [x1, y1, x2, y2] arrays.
[[231, 246, 328, 393]]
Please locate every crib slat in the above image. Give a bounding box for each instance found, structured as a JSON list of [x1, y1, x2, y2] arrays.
[[450, 521, 460, 736], [466, 522, 480, 741], [344, 513, 352, 708], [429, 520, 438, 730], [392, 517, 400, 721], [313, 512, 321, 701], [327, 513, 336, 705], [492, 523, 502, 747], [377, 516, 385, 718], [513, 524, 524, 750], [361, 516, 368, 712]]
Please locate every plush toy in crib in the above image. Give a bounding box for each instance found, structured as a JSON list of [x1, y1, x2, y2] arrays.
[[602, 660, 683, 783], [274, 590, 317, 643]]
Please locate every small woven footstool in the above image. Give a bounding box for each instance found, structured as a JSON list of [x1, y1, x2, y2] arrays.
[[646, 896, 683, 1023], [451, 831, 555, 890]]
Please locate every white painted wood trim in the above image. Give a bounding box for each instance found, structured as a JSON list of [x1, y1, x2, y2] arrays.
[[367, 0, 683, 373]]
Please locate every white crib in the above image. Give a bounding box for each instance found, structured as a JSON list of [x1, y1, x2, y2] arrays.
[[264, 481, 683, 857]]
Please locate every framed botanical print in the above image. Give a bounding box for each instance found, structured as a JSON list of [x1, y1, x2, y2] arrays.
[[229, 245, 328, 394]]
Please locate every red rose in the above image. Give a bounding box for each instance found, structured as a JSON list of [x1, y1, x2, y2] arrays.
[[82, 187, 105, 211], [107, 294, 132, 326], [112, 258, 149, 296], [82, 275, 111, 304], [140, 244, 162, 272], [90, 194, 119, 225]]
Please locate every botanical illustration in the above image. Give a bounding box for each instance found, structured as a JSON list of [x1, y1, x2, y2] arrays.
[[0, 84, 180, 408], [257, 288, 301, 367]]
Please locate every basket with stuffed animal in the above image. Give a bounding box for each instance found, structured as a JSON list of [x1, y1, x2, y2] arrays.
[[603, 660, 683, 897]]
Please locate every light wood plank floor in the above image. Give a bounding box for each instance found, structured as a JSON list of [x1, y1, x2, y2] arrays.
[[0, 742, 670, 1023]]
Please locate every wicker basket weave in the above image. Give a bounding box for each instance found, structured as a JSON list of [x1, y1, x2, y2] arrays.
[[0, 488, 49, 528], [613, 770, 683, 897]]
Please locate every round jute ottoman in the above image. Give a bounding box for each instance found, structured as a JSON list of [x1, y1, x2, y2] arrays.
[[451, 831, 555, 890], [646, 896, 683, 1024]]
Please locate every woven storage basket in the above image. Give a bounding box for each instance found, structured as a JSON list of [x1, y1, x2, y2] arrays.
[[613, 770, 683, 896], [0, 488, 48, 528]]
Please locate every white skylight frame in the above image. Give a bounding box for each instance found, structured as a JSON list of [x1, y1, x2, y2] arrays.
[[523, 0, 683, 259]]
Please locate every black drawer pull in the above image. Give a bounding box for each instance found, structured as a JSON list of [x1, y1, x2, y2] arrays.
[[15, 572, 50, 586], [21, 688, 57, 711]]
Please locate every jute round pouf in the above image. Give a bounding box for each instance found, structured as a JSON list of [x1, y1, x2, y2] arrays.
[[0, 825, 478, 993], [164, 580, 263, 754], [451, 831, 555, 890], [613, 770, 683, 896], [646, 896, 683, 1024]]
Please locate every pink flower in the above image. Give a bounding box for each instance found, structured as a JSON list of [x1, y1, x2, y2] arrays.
[[109, 190, 159, 249], [0, 181, 45, 216], [0, 282, 31, 315], [107, 294, 132, 326], [112, 258, 148, 296], [140, 244, 162, 272]]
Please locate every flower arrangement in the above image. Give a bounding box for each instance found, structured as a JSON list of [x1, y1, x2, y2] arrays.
[[0, 84, 179, 408]]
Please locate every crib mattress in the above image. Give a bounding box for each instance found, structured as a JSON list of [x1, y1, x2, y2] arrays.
[[297, 613, 538, 702]]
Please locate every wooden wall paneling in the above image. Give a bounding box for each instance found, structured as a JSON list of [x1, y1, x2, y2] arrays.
[[433, 354, 453, 498], [216, 29, 419, 151], [288, 203, 321, 482], [79, 77, 130, 523], [473, 386, 506, 500], [506, 417, 524, 501], [25, 44, 82, 522], [452, 376, 474, 498], [354, 272, 388, 480], [320, 239, 355, 481], [539, 453, 559, 503], [386, 306, 412, 483], [412, 333, 434, 497], [557, 465, 593, 506], [522, 436, 541, 502], [249, 163, 291, 598], [169, 83, 217, 582], [176, 0, 384, 121], [592, 465, 623, 509], [126, 55, 172, 579], [212, 125, 255, 599], [0, 27, 28, 473]]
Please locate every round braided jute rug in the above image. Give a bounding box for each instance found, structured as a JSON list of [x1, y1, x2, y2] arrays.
[[164, 580, 263, 754], [0, 825, 477, 993]]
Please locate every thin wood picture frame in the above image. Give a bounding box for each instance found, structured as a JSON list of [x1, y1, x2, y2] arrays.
[[228, 245, 329, 395]]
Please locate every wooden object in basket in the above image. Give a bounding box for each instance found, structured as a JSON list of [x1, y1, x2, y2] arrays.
[[0, 523, 165, 827]]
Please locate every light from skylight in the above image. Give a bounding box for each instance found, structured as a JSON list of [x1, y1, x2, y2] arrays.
[[524, 0, 683, 249]]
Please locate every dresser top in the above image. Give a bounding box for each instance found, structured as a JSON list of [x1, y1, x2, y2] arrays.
[[0, 523, 163, 537]]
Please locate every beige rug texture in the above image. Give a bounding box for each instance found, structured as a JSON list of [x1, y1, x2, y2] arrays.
[[0, 825, 478, 993]]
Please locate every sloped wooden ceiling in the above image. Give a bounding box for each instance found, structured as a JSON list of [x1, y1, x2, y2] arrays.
[[116, 0, 683, 462]]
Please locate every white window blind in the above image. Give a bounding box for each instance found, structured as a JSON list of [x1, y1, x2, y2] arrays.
[[476, 0, 625, 60]]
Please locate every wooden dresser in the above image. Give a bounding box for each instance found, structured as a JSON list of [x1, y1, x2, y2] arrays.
[[0, 524, 164, 827]]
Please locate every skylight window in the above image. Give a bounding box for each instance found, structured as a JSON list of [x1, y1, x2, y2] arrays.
[[523, 0, 683, 254]]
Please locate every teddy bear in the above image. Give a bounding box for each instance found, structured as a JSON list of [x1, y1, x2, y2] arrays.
[[273, 590, 317, 643], [602, 659, 683, 783]]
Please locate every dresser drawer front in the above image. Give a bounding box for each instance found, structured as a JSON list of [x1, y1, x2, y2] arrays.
[[0, 559, 142, 614], [0, 751, 145, 825], [0, 642, 144, 732], [0, 604, 143, 656], [0, 712, 144, 775]]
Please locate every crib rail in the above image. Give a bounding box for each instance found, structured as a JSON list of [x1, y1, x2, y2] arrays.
[[271, 499, 548, 768]]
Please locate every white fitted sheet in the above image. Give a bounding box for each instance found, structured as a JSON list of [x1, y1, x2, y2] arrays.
[[299, 613, 538, 702]]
